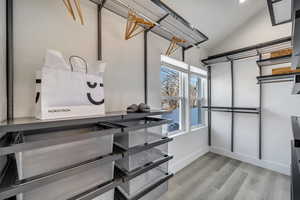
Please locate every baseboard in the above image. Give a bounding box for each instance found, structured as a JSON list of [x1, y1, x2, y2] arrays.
[[169, 146, 210, 174], [210, 147, 290, 176]]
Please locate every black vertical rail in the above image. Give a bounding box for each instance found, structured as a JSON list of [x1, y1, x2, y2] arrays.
[[230, 60, 234, 152], [207, 66, 212, 146], [144, 31, 148, 104], [259, 54, 262, 160], [97, 4, 102, 60], [6, 0, 14, 120], [182, 47, 185, 61]]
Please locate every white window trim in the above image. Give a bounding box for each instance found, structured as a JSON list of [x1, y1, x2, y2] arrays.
[[160, 56, 208, 137]]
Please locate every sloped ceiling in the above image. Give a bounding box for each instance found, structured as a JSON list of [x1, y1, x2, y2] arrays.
[[162, 0, 267, 52]]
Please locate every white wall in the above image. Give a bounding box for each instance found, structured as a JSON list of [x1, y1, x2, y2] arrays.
[[0, 0, 6, 123], [12, 0, 208, 174], [208, 7, 292, 55]]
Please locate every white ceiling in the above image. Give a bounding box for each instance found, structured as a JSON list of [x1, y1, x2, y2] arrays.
[[162, 0, 267, 51]]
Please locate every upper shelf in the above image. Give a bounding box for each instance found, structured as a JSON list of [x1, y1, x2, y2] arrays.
[[267, 0, 292, 26], [0, 110, 170, 133], [202, 37, 292, 65], [256, 55, 291, 67], [102, 0, 208, 49]]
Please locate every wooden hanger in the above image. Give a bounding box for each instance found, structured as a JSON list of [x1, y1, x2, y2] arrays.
[[125, 12, 155, 40], [63, 0, 76, 21], [74, 0, 85, 25], [166, 37, 187, 56], [63, 0, 85, 25]]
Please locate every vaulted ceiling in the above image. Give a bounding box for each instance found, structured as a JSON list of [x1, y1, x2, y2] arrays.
[[162, 0, 267, 51]]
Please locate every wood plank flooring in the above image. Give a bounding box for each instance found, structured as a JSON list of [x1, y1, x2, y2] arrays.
[[159, 153, 290, 200]]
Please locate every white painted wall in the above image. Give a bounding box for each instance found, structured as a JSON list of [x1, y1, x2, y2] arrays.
[[207, 4, 295, 175], [208, 7, 292, 55], [11, 0, 208, 174], [0, 0, 6, 123]]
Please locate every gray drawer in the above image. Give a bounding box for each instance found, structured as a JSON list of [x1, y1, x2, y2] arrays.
[[16, 133, 113, 178], [0, 122, 121, 156], [118, 162, 168, 198], [114, 128, 167, 149], [17, 162, 114, 200], [116, 145, 168, 172]]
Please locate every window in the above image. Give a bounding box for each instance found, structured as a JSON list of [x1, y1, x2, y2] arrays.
[[160, 65, 187, 134], [160, 56, 188, 135], [189, 74, 204, 128], [160, 56, 207, 136]]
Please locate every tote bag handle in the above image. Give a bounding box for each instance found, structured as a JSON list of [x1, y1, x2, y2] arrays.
[[69, 55, 88, 73]]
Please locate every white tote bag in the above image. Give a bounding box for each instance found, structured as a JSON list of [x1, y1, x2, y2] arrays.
[[35, 50, 106, 120]]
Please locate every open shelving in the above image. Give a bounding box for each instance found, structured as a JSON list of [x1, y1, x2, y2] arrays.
[[202, 37, 294, 160], [256, 55, 291, 67], [256, 72, 300, 84], [202, 37, 291, 65], [0, 111, 174, 200], [102, 0, 208, 49]]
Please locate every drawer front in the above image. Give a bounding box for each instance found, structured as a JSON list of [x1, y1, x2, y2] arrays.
[[139, 182, 168, 200], [17, 162, 114, 200], [116, 146, 167, 172], [118, 163, 168, 197], [16, 135, 113, 179], [114, 128, 167, 149]]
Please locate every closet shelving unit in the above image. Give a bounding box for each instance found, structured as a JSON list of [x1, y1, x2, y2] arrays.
[[256, 55, 291, 67], [0, 111, 173, 200], [3, 0, 209, 199], [256, 54, 295, 84], [202, 36, 292, 159]]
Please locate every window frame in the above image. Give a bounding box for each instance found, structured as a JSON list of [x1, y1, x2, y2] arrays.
[[160, 64, 188, 136], [189, 72, 207, 131], [160, 56, 207, 137]]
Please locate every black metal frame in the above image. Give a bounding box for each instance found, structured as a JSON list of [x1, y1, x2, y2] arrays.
[[258, 54, 263, 159], [267, 0, 292, 26], [207, 66, 212, 146], [230, 60, 234, 152], [6, 0, 14, 121]]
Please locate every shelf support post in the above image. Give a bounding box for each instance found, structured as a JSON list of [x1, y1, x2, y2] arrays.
[[258, 54, 263, 159], [144, 31, 148, 104], [230, 59, 234, 152], [208, 66, 212, 146], [6, 0, 14, 121]]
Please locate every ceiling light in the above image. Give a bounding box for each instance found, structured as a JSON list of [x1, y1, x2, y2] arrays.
[[239, 0, 246, 4]]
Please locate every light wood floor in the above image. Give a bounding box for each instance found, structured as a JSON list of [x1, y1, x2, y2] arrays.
[[159, 153, 290, 200]]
